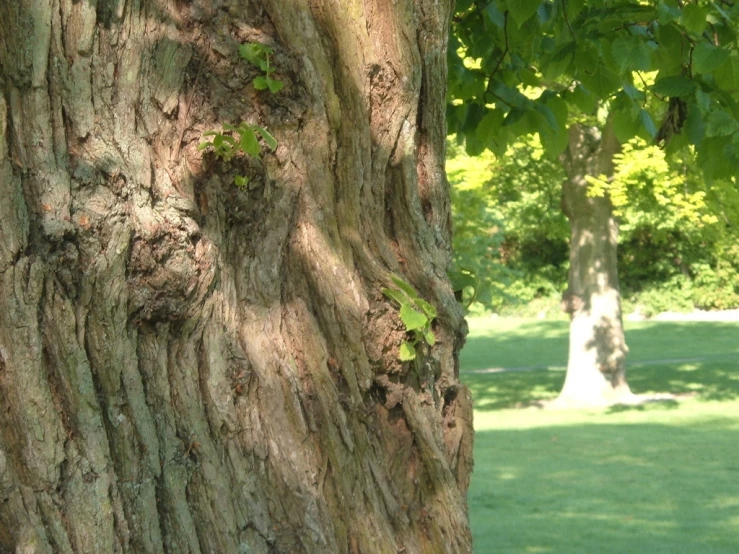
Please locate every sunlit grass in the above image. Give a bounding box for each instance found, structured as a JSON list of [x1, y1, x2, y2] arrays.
[[463, 317, 739, 553]]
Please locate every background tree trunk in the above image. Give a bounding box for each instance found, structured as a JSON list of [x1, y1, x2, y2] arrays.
[[0, 1, 473, 553], [556, 124, 633, 407]]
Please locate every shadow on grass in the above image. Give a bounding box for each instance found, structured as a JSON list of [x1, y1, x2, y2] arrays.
[[461, 319, 739, 372], [470, 421, 739, 553], [462, 358, 739, 412]]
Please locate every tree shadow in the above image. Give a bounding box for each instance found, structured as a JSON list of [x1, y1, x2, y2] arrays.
[[463, 356, 739, 412], [461, 319, 739, 410]]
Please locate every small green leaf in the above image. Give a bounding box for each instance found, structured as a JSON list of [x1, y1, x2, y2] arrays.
[[682, 3, 708, 35], [610, 37, 653, 73], [657, 1, 680, 24], [695, 88, 711, 113], [579, 64, 620, 98], [424, 330, 436, 346], [693, 42, 730, 75], [382, 287, 407, 307], [705, 110, 739, 137], [449, 269, 477, 292], [566, 84, 597, 115], [652, 76, 696, 97], [253, 76, 269, 90], [413, 297, 437, 319], [400, 304, 427, 331], [255, 126, 278, 150], [234, 175, 248, 187], [198, 142, 211, 151], [266, 77, 284, 93], [685, 104, 705, 146], [612, 110, 641, 143], [714, 53, 739, 92], [399, 342, 416, 361], [506, 0, 541, 28], [239, 127, 260, 156], [639, 109, 657, 140], [391, 276, 420, 299]]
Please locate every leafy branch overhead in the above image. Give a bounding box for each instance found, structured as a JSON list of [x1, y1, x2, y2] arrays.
[[382, 276, 437, 361], [448, 0, 739, 181]]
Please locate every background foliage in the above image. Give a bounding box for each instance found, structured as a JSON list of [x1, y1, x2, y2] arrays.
[[448, 136, 739, 316]]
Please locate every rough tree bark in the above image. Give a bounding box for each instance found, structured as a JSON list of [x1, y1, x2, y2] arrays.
[[556, 124, 634, 407], [0, 1, 473, 553]]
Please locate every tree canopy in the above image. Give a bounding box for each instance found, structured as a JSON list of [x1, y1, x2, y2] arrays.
[[448, 0, 739, 182]]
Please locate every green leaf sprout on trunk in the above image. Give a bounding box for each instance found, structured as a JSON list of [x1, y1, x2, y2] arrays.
[[382, 276, 437, 361], [200, 43, 281, 186]]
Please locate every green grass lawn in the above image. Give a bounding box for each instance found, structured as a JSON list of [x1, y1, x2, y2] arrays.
[[462, 317, 739, 553]]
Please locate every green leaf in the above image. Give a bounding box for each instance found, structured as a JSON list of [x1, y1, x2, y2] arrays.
[[612, 110, 641, 143], [693, 42, 730, 75], [652, 76, 696, 97], [657, 1, 680, 24], [519, 68, 540, 88], [544, 96, 568, 129], [682, 3, 708, 35], [266, 77, 284, 93], [399, 342, 417, 361], [476, 109, 507, 155], [695, 88, 711, 113], [449, 269, 477, 292], [541, 42, 575, 80], [234, 175, 248, 187], [685, 104, 705, 146], [564, 0, 585, 20], [400, 304, 427, 331], [505, 0, 541, 28], [424, 330, 436, 347], [391, 276, 420, 299], [697, 136, 735, 180], [255, 126, 278, 150], [705, 110, 739, 137], [566, 84, 597, 115], [653, 24, 685, 73], [239, 127, 260, 156], [239, 43, 272, 71], [488, 80, 528, 109], [483, 2, 506, 28], [714, 53, 739, 92], [579, 64, 620, 98], [253, 76, 269, 90], [198, 142, 211, 151], [532, 102, 559, 133], [382, 287, 407, 307], [638, 109, 657, 140], [412, 297, 437, 319], [538, 95, 569, 156], [610, 37, 653, 73]]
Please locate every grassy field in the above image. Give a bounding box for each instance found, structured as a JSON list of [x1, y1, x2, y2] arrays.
[[462, 317, 739, 553]]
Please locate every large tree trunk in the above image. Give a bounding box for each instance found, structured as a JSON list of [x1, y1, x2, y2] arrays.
[[556, 124, 634, 407], [0, 1, 473, 553]]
